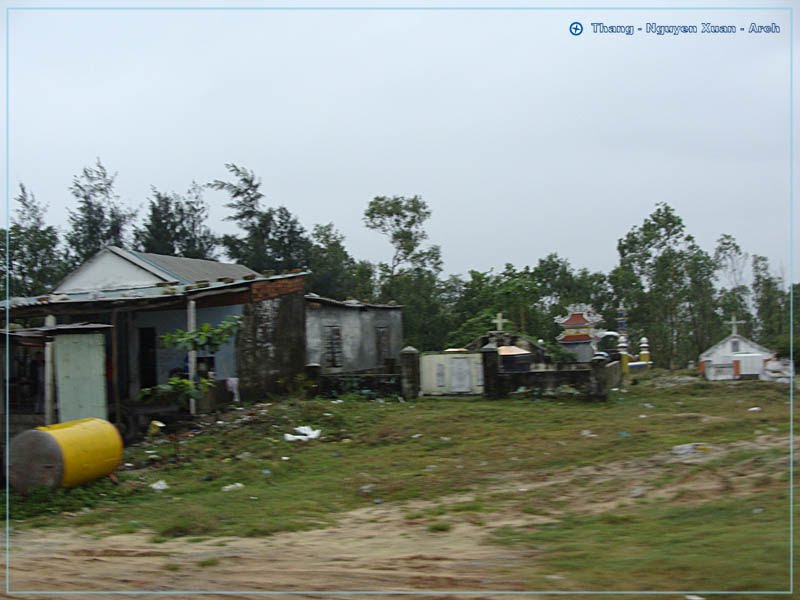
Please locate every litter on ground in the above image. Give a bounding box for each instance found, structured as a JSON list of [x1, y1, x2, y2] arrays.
[[284, 425, 321, 441]]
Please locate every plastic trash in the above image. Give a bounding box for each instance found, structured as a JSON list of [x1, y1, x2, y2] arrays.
[[149, 480, 169, 491], [226, 377, 241, 402], [147, 420, 166, 436], [748, 407, 762, 412], [221, 482, 244, 492], [284, 425, 321, 442], [672, 443, 711, 456], [261, 469, 271, 476]]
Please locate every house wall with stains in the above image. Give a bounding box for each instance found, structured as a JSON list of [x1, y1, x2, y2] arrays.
[[305, 301, 403, 373], [129, 304, 244, 397], [235, 278, 307, 400]]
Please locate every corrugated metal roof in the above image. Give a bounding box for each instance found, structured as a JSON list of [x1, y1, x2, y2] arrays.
[[130, 250, 259, 284], [3, 272, 309, 312], [304, 294, 402, 310]]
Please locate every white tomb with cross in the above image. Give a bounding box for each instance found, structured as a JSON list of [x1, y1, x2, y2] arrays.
[[698, 315, 776, 381]]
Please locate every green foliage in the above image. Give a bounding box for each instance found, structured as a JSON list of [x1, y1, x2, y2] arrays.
[[364, 195, 433, 277], [64, 159, 136, 268], [161, 315, 241, 354], [7, 477, 141, 520], [363, 194, 448, 349], [444, 256, 612, 350], [134, 183, 217, 259], [209, 164, 310, 272], [0, 184, 68, 297], [751, 254, 788, 349], [613, 203, 724, 369], [306, 223, 376, 300], [137, 376, 214, 409], [491, 490, 790, 590]]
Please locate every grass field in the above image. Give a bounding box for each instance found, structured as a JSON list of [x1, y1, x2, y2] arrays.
[[6, 369, 795, 591]]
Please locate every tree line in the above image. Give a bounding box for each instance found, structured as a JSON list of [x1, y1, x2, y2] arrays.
[[2, 159, 795, 368]]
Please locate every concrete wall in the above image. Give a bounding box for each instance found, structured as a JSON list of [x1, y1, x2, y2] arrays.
[[129, 304, 243, 397], [305, 303, 402, 372], [420, 353, 483, 396]]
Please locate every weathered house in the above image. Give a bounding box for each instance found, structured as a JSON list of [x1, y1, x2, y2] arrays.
[[305, 295, 403, 373], [5, 247, 403, 429]]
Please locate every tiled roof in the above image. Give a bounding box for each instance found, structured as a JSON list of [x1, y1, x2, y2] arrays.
[[558, 313, 592, 327], [557, 333, 593, 342]]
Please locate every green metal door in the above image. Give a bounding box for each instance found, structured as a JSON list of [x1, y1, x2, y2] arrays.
[[54, 333, 107, 422]]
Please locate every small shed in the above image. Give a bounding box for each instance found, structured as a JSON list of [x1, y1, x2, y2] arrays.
[[304, 295, 403, 373], [1, 323, 112, 462], [698, 334, 775, 381]]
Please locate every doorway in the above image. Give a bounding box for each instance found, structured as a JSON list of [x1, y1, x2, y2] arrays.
[[138, 328, 158, 389]]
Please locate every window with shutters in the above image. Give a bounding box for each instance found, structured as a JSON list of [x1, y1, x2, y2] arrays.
[[375, 326, 390, 364], [324, 326, 343, 368]]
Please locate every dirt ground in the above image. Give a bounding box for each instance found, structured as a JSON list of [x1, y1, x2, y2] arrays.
[[7, 501, 534, 600], [5, 434, 792, 600]]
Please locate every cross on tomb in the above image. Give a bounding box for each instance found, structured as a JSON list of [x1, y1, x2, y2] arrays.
[[725, 315, 745, 336], [492, 312, 509, 331]]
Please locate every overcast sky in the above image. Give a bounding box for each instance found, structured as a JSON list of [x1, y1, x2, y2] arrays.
[[4, 1, 798, 282]]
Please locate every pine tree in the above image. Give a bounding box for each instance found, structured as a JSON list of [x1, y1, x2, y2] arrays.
[[0, 184, 67, 297], [64, 159, 135, 267], [209, 164, 309, 272]]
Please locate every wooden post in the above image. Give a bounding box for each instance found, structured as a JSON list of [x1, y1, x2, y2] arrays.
[[481, 342, 501, 399], [44, 314, 56, 425], [400, 346, 420, 400], [187, 299, 197, 415]]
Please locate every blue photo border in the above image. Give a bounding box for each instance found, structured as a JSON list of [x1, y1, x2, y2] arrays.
[[3, 3, 795, 596]]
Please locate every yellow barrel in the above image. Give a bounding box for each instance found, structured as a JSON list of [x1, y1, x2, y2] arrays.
[[9, 418, 123, 494]]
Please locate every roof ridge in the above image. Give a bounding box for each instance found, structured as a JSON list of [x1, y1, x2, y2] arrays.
[[127, 249, 189, 284]]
